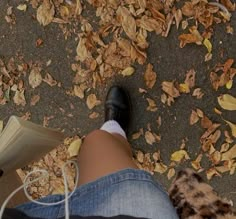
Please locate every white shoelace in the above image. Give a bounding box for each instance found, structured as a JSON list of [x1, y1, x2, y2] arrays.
[[0, 160, 79, 219]]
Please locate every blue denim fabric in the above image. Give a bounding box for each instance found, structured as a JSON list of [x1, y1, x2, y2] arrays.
[[16, 169, 178, 219]]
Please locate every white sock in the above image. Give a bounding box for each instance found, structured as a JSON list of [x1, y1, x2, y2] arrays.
[[100, 120, 127, 139]]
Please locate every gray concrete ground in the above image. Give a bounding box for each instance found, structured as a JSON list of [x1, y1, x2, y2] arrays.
[[0, 1, 236, 204]]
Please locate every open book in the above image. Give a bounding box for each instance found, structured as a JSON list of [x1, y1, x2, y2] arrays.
[[0, 116, 64, 178]]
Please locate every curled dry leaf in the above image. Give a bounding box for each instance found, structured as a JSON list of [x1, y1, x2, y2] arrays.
[[218, 94, 236, 111], [74, 84, 87, 99], [220, 143, 230, 153], [132, 128, 143, 140], [75, 0, 83, 15], [191, 154, 203, 170], [136, 150, 144, 163], [76, 37, 90, 62], [201, 116, 213, 129], [89, 112, 99, 119], [184, 69, 196, 89], [13, 90, 26, 106], [167, 168, 175, 180], [210, 151, 222, 165], [206, 168, 221, 180], [37, 0, 55, 26], [17, 4, 27, 12], [144, 64, 157, 89], [203, 38, 212, 53], [86, 94, 101, 110], [29, 67, 42, 88], [117, 6, 136, 41], [154, 162, 168, 174], [145, 131, 156, 145], [171, 150, 190, 162], [190, 110, 199, 125], [224, 120, 236, 138], [146, 98, 157, 112], [162, 81, 180, 98], [68, 138, 82, 158], [43, 73, 57, 86], [192, 88, 204, 99], [221, 144, 236, 161], [30, 95, 40, 106], [121, 66, 135, 76]]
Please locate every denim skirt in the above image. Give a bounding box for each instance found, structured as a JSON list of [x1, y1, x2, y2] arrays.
[[16, 169, 178, 219]]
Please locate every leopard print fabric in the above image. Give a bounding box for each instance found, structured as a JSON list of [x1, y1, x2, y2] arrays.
[[169, 169, 236, 219]]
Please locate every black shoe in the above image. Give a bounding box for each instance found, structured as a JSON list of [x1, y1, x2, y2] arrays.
[[105, 86, 131, 133]]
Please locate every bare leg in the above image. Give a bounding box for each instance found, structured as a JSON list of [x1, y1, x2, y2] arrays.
[[77, 130, 138, 186]]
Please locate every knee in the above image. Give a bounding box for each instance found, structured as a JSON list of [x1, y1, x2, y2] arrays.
[[84, 129, 111, 143]]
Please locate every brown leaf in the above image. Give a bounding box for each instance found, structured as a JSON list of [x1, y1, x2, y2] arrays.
[[173, 8, 182, 29], [117, 6, 136, 41], [86, 94, 101, 110], [13, 90, 26, 106], [154, 162, 167, 174], [192, 88, 204, 99], [146, 98, 157, 112], [210, 151, 222, 165], [43, 73, 57, 86], [144, 64, 157, 89], [224, 120, 236, 138], [136, 150, 144, 163], [191, 154, 203, 170], [221, 144, 236, 161], [206, 168, 221, 180], [167, 168, 175, 180], [185, 69, 196, 89], [29, 67, 42, 88], [162, 81, 180, 98], [76, 37, 91, 62], [190, 110, 199, 125], [37, 0, 55, 26], [74, 84, 87, 99], [145, 131, 156, 145], [30, 95, 40, 106], [201, 116, 213, 129], [132, 128, 143, 140], [137, 15, 162, 34], [89, 112, 99, 119]]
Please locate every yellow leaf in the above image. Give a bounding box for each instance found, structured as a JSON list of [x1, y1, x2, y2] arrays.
[[68, 138, 82, 157], [203, 38, 212, 53], [224, 120, 236, 138], [226, 80, 233, 89], [179, 83, 190, 93], [171, 150, 190, 162], [17, 4, 27, 12], [86, 94, 101, 110], [121, 67, 135, 76], [221, 144, 236, 161], [218, 94, 236, 111]]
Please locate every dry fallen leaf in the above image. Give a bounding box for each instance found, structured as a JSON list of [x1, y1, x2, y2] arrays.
[[192, 88, 204, 99], [145, 131, 156, 145], [86, 94, 101, 110], [30, 95, 40, 106], [29, 67, 42, 88], [154, 162, 168, 174], [210, 151, 222, 165], [89, 112, 99, 119], [190, 110, 199, 125], [191, 154, 203, 170], [13, 90, 26, 106], [68, 138, 82, 157], [184, 69, 196, 89], [218, 94, 236, 111], [206, 167, 221, 180], [136, 150, 144, 163], [76, 37, 90, 62], [167, 168, 175, 180], [43, 73, 57, 86], [221, 144, 236, 161], [162, 81, 180, 98], [144, 64, 157, 89], [171, 150, 190, 162], [203, 38, 212, 53], [146, 98, 157, 112], [117, 6, 136, 41], [121, 67, 135, 76], [132, 129, 143, 140], [37, 0, 55, 26], [74, 84, 87, 99], [220, 143, 230, 153], [17, 4, 27, 12], [224, 120, 236, 138]]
